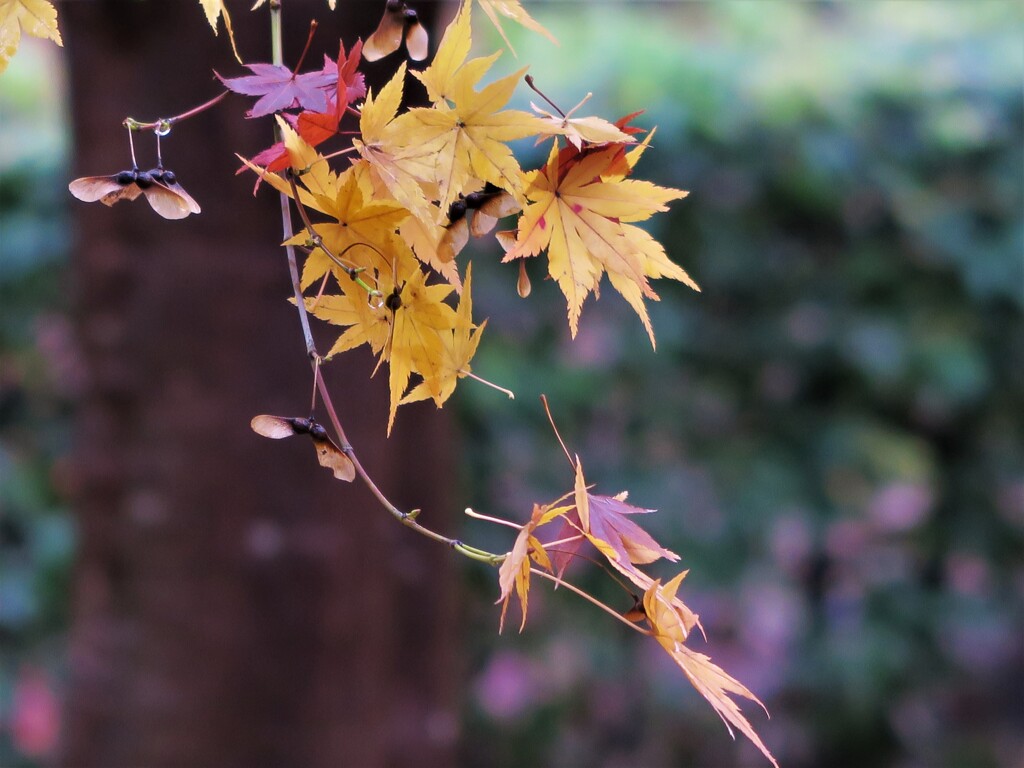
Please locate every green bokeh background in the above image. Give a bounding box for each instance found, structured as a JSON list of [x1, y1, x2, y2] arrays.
[[2, 2, 1023, 767]]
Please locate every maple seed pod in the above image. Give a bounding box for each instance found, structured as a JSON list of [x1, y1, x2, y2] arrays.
[[447, 198, 468, 225], [517, 261, 532, 298], [364, 0, 428, 62], [385, 288, 403, 312]]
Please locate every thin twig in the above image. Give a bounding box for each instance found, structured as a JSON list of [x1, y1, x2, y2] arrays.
[[124, 91, 229, 132]]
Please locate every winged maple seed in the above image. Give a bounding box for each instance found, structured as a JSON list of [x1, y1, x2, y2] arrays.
[[363, 0, 428, 62], [69, 168, 201, 220], [250, 415, 355, 481]]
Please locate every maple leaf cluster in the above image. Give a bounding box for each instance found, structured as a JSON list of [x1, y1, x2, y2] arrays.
[[50, 0, 775, 760], [228, 0, 696, 432], [496, 451, 778, 768]]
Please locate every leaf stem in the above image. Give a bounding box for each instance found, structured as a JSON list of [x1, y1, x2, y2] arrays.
[[464, 507, 522, 529], [459, 369, 515, 399], [541, 394, 576, 470], [524, 74, 565, 118], [531, 568, 649, 634], [293, 20, 318, 74]]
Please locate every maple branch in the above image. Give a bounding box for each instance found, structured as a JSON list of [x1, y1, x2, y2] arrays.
[[263, 0, 505, 570], [310, 365, 503, 563], [276, 173, 317, 358], [531, 568, 649, 634]]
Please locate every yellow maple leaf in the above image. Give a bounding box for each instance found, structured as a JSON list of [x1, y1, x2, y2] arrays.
[[305, 259, 459, 434], [0, 0, 62, 76], [290, 171, 412, 290], [401, 263, 485, 406], [353, 63, 438, 227], [644, 573, 778, 768], [476, 0, 557, 56], [384, 1, 553, 213], [197, 0, 241, 63], [384, 267, 459, 433], [410, 0, 474, 107], [504, 141, 693, 346], [305, 282, 393, 361], [397, 213, 462, 289]]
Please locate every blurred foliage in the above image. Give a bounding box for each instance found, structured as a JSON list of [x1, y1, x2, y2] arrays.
[[0, 39, 73, 766], [458, 3, 1023, 768]]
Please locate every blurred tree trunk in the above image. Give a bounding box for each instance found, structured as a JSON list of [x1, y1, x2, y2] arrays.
[[60, 2, 457, 767]]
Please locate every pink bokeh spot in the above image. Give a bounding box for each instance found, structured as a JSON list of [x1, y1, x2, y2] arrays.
[[867, 482, 934, 532], [11, 665, 60, 759]]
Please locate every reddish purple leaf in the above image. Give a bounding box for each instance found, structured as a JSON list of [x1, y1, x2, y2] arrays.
[[217, 60, 337, 118], [548, 491, 677, 579]]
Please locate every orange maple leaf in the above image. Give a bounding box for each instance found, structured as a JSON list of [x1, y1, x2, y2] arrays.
[[504, 141, 697, 346]]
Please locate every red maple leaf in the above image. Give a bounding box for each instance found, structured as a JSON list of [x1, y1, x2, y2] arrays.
[[296, 40, 366, 146], [239, 42, 367, 187]]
